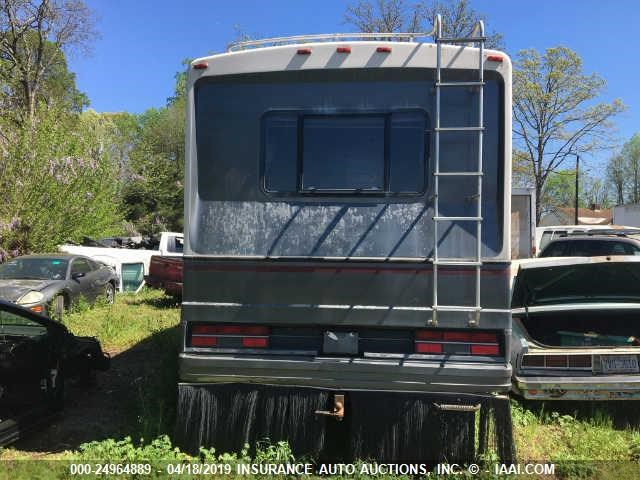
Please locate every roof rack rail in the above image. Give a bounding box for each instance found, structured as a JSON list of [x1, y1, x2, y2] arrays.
[[560, 229, 640, 238], [227, 14, 485, 52]]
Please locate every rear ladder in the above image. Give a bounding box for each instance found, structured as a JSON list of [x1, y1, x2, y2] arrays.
[[431, 15, 486, 327]]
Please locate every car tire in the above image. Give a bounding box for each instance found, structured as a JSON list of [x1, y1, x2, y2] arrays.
[[51, 294, 66, 322], [105, 283, 115, 304]]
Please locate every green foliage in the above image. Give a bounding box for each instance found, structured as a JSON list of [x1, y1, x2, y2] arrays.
[[0, 106, 122, 256], [121, 61, 189, 235], [607, 133, 640, 206]]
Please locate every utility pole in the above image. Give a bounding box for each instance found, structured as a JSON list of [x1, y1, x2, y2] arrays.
[[574, 154, 580, 225]]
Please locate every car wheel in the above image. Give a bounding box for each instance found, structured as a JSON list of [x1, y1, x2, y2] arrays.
[[105, 283, 115, 304], [51, 294, 66, 322]]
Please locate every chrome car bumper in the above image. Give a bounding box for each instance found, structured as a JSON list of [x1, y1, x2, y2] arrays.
[[513, 374, 640, 400], [179, 353, 511, 394]]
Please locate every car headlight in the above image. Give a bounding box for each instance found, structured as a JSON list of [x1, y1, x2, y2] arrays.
[[17, 291, 45, 305]]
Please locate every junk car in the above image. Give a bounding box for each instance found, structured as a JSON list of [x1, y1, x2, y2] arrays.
[[0, 299, 110, 414], [511, 256, 640, 400], [0, 254, 117, 320]]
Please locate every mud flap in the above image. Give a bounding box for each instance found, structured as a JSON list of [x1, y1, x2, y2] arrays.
[[175, 384, 515, 463], [175, 384, 329, 456]]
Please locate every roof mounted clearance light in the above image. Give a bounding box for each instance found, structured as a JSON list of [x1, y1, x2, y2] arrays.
[[486, 55, 503, 63], [376, 46, 392, 53], [297, 48, 312, 55], [336, 46, 351, 53], [192, 62, 208, 70]]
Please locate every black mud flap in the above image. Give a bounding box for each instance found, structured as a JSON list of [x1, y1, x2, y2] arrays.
[[345, 391, 514, 464], [175, 384, 514, 463], [175, 384, 329, 456]]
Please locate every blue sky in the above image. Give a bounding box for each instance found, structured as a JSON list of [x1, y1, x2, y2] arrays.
[[69, 0, 640, 173]]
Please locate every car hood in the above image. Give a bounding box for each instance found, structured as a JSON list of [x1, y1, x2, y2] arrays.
[[512, 256, 640, 308], [0, 279, 58, 302]]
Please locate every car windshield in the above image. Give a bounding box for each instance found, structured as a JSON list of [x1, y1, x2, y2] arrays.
[[0, 258, 68, 280]]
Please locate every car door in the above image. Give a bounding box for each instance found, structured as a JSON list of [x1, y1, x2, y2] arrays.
[[69, 258, 97, 302]]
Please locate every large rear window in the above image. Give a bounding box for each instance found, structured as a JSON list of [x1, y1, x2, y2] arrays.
[[263, 111, 427, 195]]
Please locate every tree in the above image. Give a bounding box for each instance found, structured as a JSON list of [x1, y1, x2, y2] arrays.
[[0, 107, 121, 255], [0, 0, 96, 123], [513, 46, 624, 223], [622, 134, 640, 204], [122, 62, 188, 235], [344, 0, 503, 48], [606, 152, 627, 206]]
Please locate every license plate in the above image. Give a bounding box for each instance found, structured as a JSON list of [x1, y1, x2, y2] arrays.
[[600, 355, 640, 374]]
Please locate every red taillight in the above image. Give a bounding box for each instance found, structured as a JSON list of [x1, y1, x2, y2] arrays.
[[192, 62, 208, 70], [416, 330, 443, 340], [337, 46, 351, 53], [444, 332, 472, 342], [242, 337, 269, 348], [415, 343, 442, 354], [376, 46, 392, 53], [486, 55, 503, 63], [190, 324, 270, 349], [568, 355, 592, 368], [297, 48, 312, 55], [471, 332, 498, 343], [415, 329, 501, 356], [192, 325, 269, 336], [471, 344, 500, 356], [545, 355, 567, 368], [191, 336, 217, 347]]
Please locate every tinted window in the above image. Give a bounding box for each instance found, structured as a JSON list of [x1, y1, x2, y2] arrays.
[[71, 258, 91, 276], [263, 111, 427, 194], [539, 242, 567, 257]]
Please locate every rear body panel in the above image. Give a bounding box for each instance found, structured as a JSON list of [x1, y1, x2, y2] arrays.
[[181, 41, 512, 396]]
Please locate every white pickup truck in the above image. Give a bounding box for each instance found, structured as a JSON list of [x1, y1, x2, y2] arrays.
[[59, 232, 183, 292]]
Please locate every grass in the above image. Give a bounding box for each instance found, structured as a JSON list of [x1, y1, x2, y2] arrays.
[[2, 290, 640, 479], [64, 288, 181, 350]]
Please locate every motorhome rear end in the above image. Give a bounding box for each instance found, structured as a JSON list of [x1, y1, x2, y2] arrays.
[[177, 20, 513, 462]]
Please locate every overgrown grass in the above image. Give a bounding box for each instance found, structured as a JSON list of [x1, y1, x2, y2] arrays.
[[63, 288, 181, 350], [3, 291, 640, 479]]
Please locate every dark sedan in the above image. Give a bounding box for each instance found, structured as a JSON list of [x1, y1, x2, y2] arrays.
[[0, 254, 117, 320], [0, 300, 109, 444]]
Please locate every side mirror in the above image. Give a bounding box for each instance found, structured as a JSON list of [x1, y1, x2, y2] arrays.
[[72, 272, 86, 279]]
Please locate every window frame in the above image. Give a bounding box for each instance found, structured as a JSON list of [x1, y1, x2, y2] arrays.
[[260, 108, 430, 198], [70, 258, 92, 276]]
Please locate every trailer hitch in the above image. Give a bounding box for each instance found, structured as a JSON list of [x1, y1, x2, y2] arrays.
[[314, 394, 345, 421]]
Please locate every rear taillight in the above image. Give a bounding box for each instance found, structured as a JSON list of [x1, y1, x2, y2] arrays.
[[190, 324, 270, 349], [522, 354, 592, 369], [414, 330, 501, 356]]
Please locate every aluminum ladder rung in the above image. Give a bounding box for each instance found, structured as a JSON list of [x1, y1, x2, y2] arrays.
[[433, 260, 482, 266], [436, 81, 484, 87], [434, 171, 483, 176], [433, 216, 482, 221], [435, 127, 484, 132], [434, 305, 483, 312]]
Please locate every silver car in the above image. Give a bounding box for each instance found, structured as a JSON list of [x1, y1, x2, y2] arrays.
[[0, 254, 117, 320]]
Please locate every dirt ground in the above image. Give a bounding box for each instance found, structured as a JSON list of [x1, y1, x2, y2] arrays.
[[13, 344, 155, 454]]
